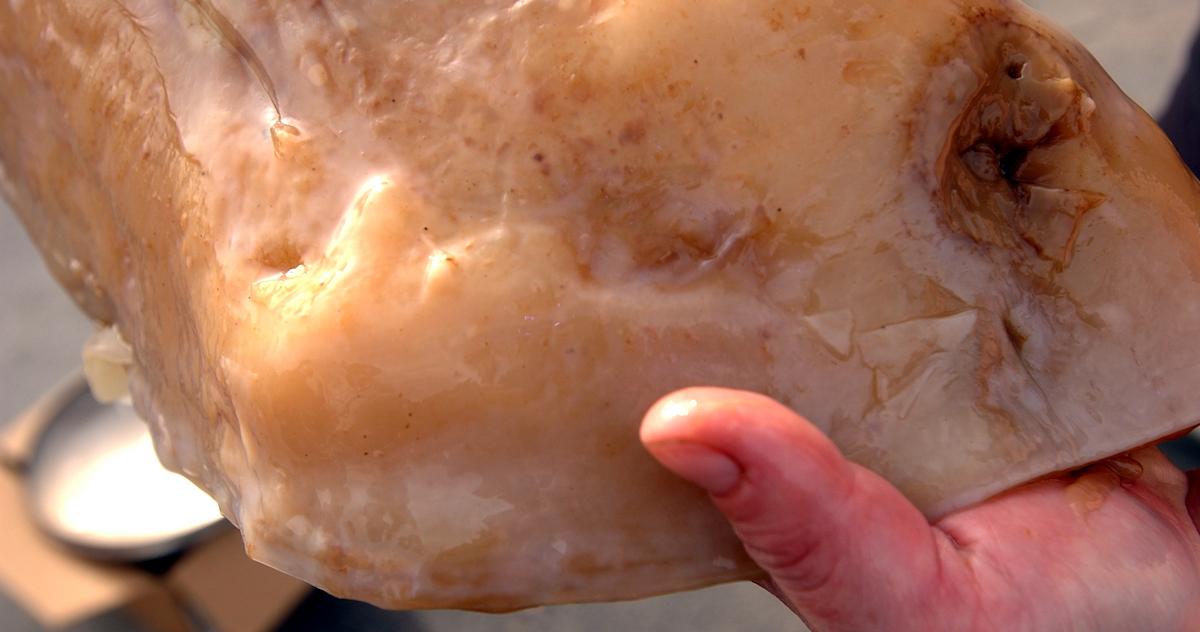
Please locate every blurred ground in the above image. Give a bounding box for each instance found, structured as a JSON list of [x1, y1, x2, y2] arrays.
[[2, 2, 1198, 631], [1026, 0, 1200, 115]]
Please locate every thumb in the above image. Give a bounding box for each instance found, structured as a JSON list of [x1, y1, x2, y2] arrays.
[[640, 388, 971, 631]]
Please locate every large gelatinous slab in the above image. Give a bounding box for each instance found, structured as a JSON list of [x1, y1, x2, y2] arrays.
[[3, 0, 1200, 611]]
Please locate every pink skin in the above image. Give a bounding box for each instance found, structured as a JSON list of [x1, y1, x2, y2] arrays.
[[640, 388, 1200, 632]]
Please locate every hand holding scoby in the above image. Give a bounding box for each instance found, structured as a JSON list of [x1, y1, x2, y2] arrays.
[[3, 0, 1200, 611]]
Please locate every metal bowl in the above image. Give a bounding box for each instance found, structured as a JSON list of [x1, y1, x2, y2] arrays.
[[24, 382, 228, 562]]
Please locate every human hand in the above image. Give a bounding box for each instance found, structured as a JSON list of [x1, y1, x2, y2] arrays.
[[640, 388, 1200, 631]]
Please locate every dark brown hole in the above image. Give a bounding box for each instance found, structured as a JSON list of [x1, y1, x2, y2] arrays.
[[256, 237, 303, 272], [1005, 60, 1026, 80], [998, 147, 1030, 181], [1002, 316, 1028, 354]]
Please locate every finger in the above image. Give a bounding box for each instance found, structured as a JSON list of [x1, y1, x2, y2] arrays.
[[640, 388, 974, 631]]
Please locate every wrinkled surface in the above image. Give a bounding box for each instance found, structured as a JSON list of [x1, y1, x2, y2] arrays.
[[3, 0, 1200, 611]]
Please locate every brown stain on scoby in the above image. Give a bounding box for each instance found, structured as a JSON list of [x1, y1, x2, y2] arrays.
[[1064, 453, 1144, 516], [619, 120, 647, 145]]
